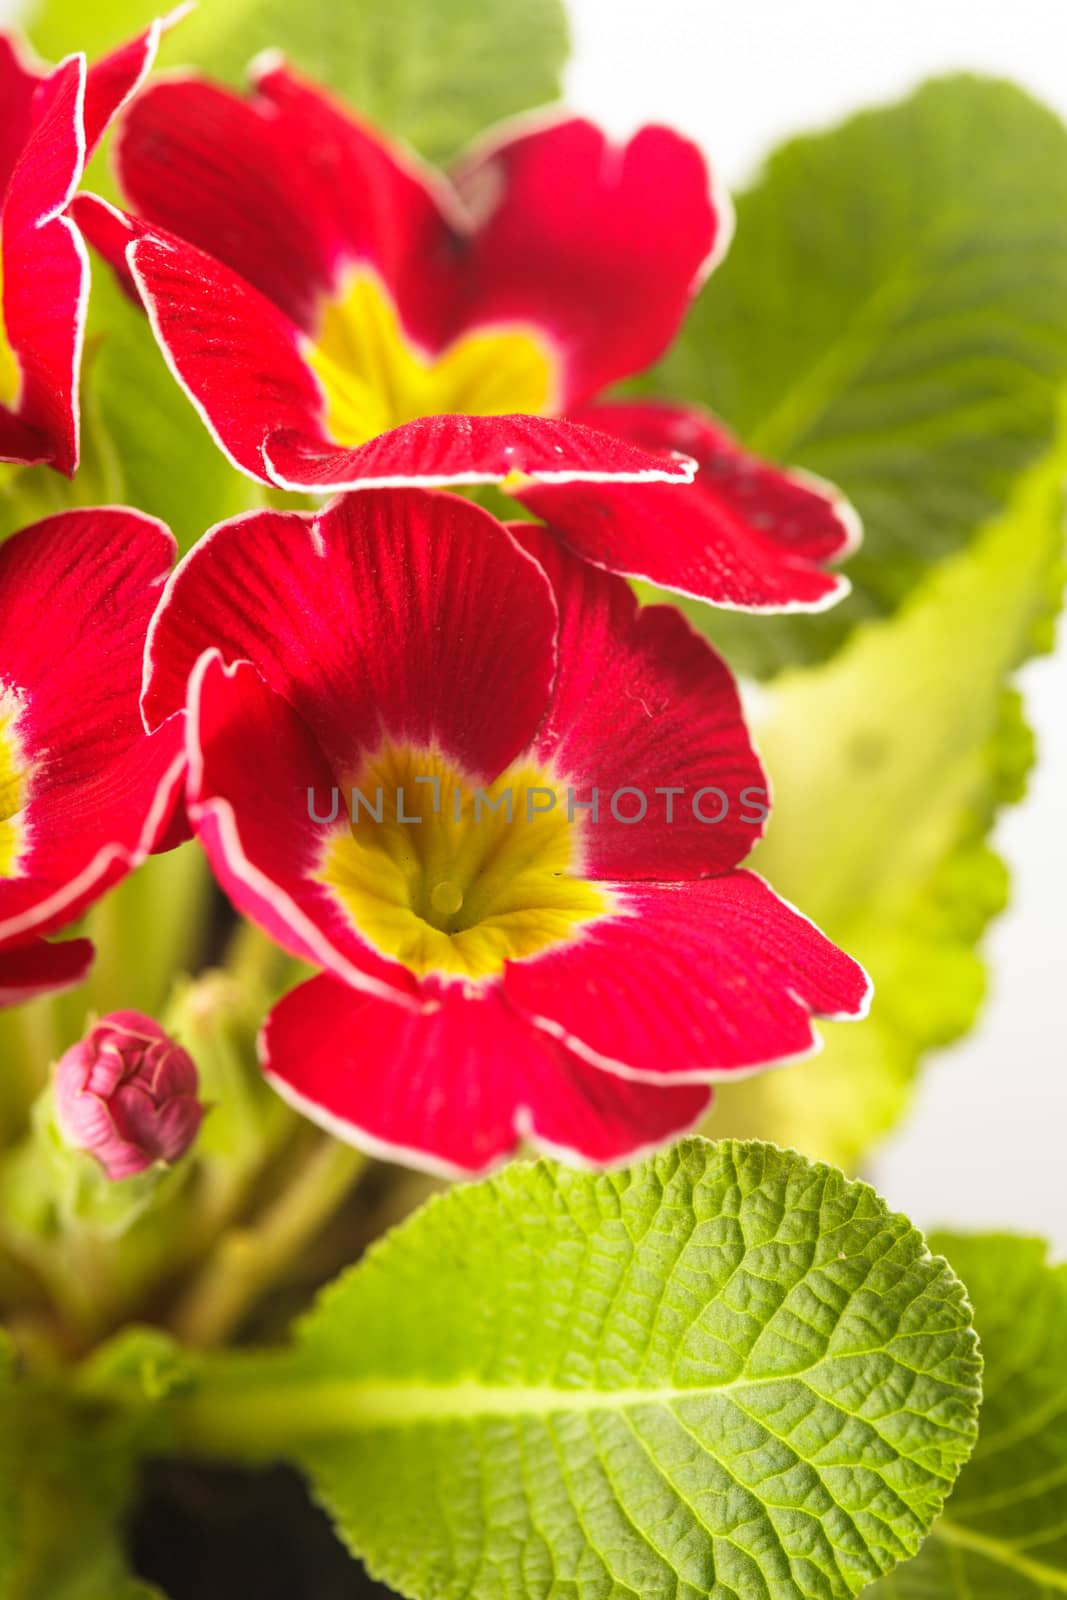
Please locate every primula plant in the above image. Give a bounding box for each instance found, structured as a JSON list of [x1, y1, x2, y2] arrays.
[[0, 0, 1064, 1595]]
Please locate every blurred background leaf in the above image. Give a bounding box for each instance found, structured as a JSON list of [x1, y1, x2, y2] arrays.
[[707, 422, 1066, 1169], [24, 0, 569, 164], [639, 76, 1067, 676]]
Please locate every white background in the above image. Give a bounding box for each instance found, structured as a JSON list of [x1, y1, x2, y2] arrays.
[[2, 0, 1064, 1240], [568, 0, 1067, 1246]]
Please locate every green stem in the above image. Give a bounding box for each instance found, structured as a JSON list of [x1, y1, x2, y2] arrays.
[[224, 917, 281, 990], [0, 998, 60, 1134], [168, 1136, 368, 1347]]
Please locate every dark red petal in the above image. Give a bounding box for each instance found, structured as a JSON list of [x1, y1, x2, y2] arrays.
[[145, 491, 557, 780], [0, 936, 94, 1007], [514, 402, 860, 611], [513, 521, 766, 880], [262, 972, 711, 1176], [505, 872, 871, 1080], [0, 408, 49, 466]]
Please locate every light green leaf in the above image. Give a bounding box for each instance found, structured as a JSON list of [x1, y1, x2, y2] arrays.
[[869, 1233, 1067, 1597], [25, 0, 569, 164], [642, 76, 1067, 675], [707, 423, 1066, 1169], [157, 1140, 980, 1599]]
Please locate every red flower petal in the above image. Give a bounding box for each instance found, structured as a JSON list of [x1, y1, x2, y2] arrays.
[[1, 55, 87, 474], [114, 73, 342, 328], [185, 649, 417, 1003], [0, 508, 186, 943], [0, 507, 174, 778], [0, 33, 43, 196], [250, 57, 470, 320], [145, 491, 557, 780], [505, 872, 871, 1081], [262, 412, 695, 493], [82, 10, 175, 157], [262, 971, 711, 1176], [67, 192, 144, 300], [1, 15, 168, 473], [514, 521, 767, 880], [114, 65, 440, 330], [0, 935, 94, 1008], [252, 66, 726, 395], [450, 116, 729, 405], [125, 227, 323, 482], [514, 402, 861, 611]]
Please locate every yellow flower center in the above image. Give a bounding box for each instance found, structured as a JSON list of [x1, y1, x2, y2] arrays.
[[0, 692, 30, 878], [305, 270, 557, 448], [0, 249, 22, 409], [317, 744, 611, 981]]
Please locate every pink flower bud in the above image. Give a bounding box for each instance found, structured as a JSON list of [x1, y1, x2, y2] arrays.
[[53, 1011, 203, 1180]]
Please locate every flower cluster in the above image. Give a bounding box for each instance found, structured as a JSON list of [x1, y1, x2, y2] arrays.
[[1, 23, 869, 1175], [74, 59, 859, 607]]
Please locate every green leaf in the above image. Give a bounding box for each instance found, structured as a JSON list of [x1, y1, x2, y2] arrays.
[[0, 1331, 171, 1600], [642, 76, 1067, 675], [707, 423, 1066, 1169], [158, 1140, 980, 1599], [868, 1233, 1067, 1597], [26, 0, 569, 164]]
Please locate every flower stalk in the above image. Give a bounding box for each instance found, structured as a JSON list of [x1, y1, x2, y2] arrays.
[[168, 1135, 368, 1347]]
